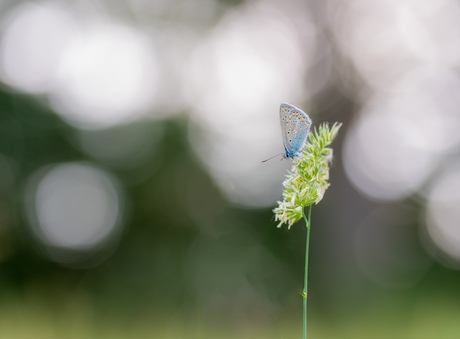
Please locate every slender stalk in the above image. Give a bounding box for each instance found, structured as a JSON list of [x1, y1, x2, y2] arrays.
[[302, 205, 312, 339]]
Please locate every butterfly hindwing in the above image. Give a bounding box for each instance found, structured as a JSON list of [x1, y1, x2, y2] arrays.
[[279, 103, 312, 158]]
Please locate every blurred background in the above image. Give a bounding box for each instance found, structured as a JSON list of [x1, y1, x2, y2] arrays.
[[0, 0, 460, 338]]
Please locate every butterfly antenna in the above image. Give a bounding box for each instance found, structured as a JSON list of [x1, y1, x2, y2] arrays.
[[261, 153, 284, 163]]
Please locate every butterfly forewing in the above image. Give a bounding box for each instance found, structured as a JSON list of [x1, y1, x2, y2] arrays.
[[279, 103, 312, 158]]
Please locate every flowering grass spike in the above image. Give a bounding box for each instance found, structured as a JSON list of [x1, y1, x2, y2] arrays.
[[274, 122, 342, 229]]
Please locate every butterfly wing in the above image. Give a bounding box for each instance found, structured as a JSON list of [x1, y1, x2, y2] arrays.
[[280, 103, 312, 158]]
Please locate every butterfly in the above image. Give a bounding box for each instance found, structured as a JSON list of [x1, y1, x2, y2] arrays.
[[262, 103, 312, 162]]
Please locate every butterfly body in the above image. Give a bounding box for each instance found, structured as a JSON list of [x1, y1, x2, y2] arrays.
[[280, 102, 312, 159]]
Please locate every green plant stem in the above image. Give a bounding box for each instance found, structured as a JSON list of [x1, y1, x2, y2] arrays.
[[302, 205, 312, 339]]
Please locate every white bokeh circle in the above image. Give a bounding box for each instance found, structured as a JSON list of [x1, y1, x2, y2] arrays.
[[25, 162, 124, 252]]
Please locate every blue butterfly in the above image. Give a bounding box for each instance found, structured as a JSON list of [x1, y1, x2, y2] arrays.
[[263, 103, 312, 162]]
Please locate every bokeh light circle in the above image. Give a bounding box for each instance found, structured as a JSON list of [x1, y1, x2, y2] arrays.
[[343, 66, 460, 202], [0, 2, 76, 93], [50, 23, 158, 130], [25, 162, 124, 254], [425, 162, 460, 264], [329, 0, 460, 92]]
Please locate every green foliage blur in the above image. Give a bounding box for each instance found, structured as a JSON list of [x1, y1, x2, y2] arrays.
[[0, 86, 459, 339]]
